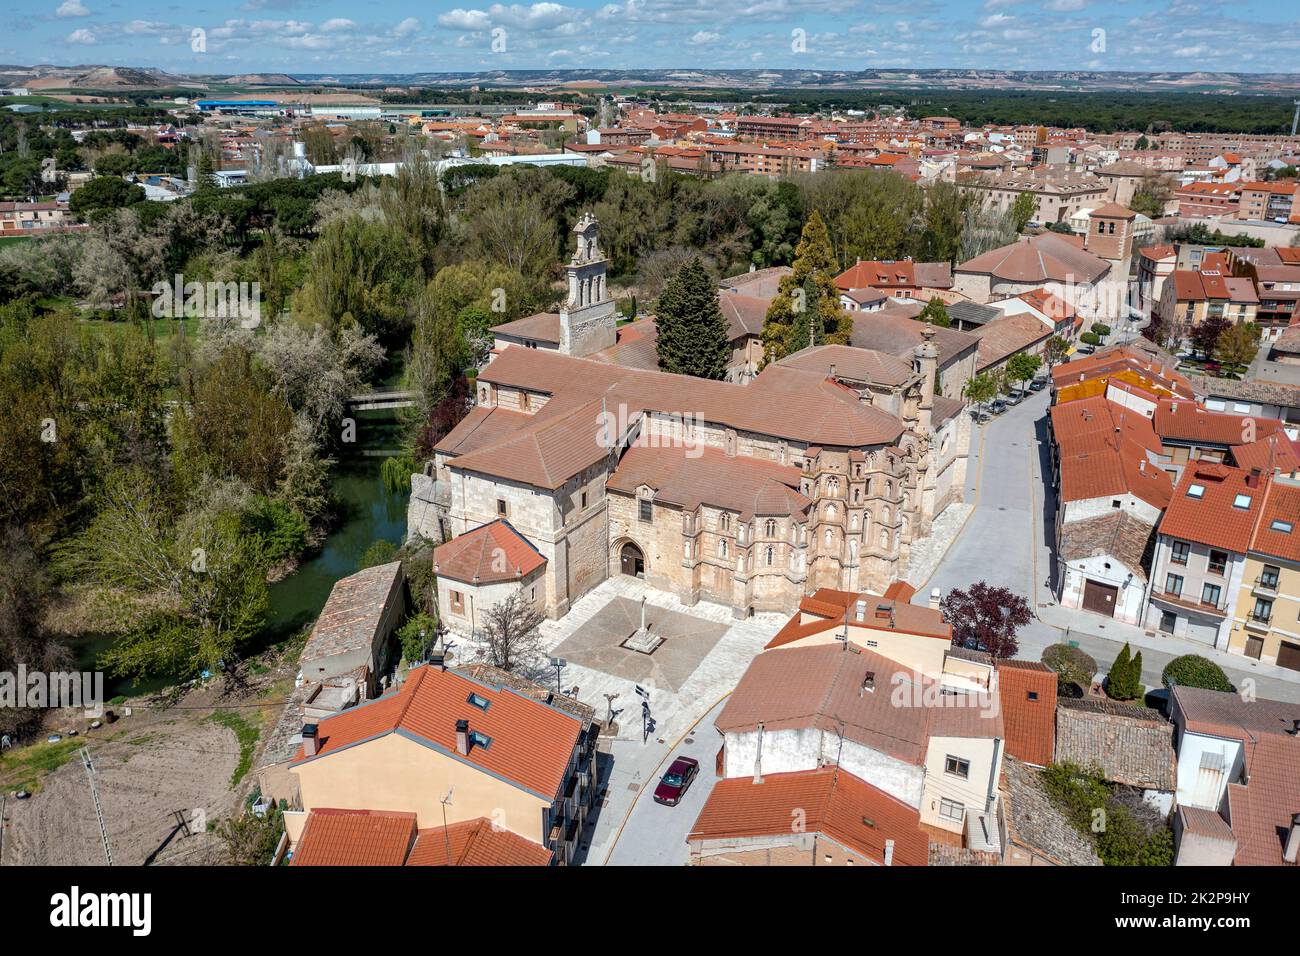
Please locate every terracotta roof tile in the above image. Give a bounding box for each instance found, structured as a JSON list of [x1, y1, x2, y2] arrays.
[[1058, 510, 1155, 581], [434, 518, 546, 585], [1227, 733, 1300, 866], [290, 809, 417, 866], [1054, 698, 1176, 791], [957, 232, 1109, 285], [996, 661, 1057, 767], [1155, 398, 1284, 447], [293, 664, 582, 801], [1000, 757, 1102, 866], [1158, 463, 1267, 553], [407, 818, 553, 866], [688, 768, 929, 865]]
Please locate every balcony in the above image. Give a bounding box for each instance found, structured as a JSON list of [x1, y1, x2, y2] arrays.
[[1253, 575, 1280, 598], [1149, 589, 1228, 618], [1244, 611, 1273, 633]]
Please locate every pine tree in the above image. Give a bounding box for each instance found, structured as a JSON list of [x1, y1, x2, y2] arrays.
[[761, 211, 849, 361], [654, 258, 730, 379]]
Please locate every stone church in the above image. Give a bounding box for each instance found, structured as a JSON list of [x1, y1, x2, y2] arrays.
[[409, 213, 970, 632]]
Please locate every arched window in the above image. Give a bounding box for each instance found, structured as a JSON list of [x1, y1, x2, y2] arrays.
[[824, 528, 833, 548], [765, 519, 777, 537], [719, 538, 728, 557], [765, 546, 774, 566], [879, 530, 889, 549], [826, 503, 837, 520], [827, 477, 840, 495], [720, 513, 730, 531]]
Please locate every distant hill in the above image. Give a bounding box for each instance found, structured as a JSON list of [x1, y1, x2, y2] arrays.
[[220, 73, 302, 87], [0, 64, 207, 91]]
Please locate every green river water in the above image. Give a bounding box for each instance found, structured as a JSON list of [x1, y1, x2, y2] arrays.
[[74, 407, 410, 699]]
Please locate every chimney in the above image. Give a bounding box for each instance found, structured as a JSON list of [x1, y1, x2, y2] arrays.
[[302, 723, 318, 757], [456, 719, 469, 756], [1285, 814, 1300, 864], [929, 587, 941, 610], [829, 363, 837, 379], [861, 672, 876, 695], [1246, 467, 1261, 489], [884, 838, 895, 866]]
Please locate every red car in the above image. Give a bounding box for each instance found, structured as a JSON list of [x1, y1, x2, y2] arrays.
[[653, 756, 699, 806]]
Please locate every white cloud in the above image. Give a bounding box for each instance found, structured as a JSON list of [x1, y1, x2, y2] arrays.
[[393, 17, 420, 37], [1045, 0, 1087, 10], [688, 30, 720, 44], [56, 0, 90, 18], [980, 13, 1015, 27], [439, 9, 492, 30], [65, 27, 96, 44], [320, 18, 356, 32]]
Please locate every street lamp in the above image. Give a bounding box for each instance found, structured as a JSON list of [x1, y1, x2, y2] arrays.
[[549, 657, 567, 693]]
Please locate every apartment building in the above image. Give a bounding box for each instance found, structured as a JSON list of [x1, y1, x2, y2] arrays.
[[1225, 476, 1300, 671], [286, 662, 600, 866], [1155, 269, 1259, 339], [1143, 463, 1267, 648], [1175, 181, 1241, 218], [1236, 180, 1297, 223]]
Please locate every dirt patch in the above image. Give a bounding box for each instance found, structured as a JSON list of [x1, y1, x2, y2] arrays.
[[1, 664, 297, 866]]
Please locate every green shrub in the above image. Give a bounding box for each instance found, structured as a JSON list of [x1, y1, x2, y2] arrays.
[[359, 539, 398, 569], [1042, 644, 1098, 690], [1040, 762, 1174, 867], [1161, 654, 1234, 692], [246, 498, 308, 564], [397, 612, 437, 663]]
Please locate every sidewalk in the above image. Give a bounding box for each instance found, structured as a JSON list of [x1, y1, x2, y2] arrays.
[[1035, 599, 1300, 689]]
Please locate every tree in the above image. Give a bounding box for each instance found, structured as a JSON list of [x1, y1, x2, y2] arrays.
[[1190, 313, 1231, 359], [1041, 644, 1097, 692], [215, 804, 284, 866], [939, 581, 1031, 659], [1080, 331, 1101, 348], [1046, 335, 1071, 367], [69, 176, 145, 222], [1106, 643, 1142, 701], [480, 590, 544, 673], [654, 258, 731, 378], [963, 372, 998, 415], [1090, 322, 1112, 338], [1162, 655, 1233, 692], [396, 611, 437, 663], [1129, 174, 1173, 220], [1010, 191, 1037, 232], [1214, 322, 1259, 371], [1135, 135, 1150, 150], [918, 296, 952, 328], [1006, 351, 1042, 391], [760, 211, 849, 360]]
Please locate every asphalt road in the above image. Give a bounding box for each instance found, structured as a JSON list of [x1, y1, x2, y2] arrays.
[[605, 700, 725, 866]]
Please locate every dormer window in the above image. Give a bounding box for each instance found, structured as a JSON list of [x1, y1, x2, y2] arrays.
[[467, 692, 491, 711]]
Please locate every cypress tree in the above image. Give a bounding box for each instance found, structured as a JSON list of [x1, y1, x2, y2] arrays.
[[761, 211, 849, 361], [655, 258, 730, 379]]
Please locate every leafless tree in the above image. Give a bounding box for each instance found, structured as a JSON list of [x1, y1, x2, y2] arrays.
[[480, 590, 544, 673]]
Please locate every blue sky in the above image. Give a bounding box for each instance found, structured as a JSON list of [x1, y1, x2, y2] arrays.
[[3, 0, 1298, 75]]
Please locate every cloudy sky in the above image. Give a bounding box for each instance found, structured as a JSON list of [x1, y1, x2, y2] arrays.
[[2, 0, 1298, 74]]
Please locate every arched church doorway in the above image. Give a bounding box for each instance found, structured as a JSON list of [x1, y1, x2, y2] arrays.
[[619, 541, 645, 578]]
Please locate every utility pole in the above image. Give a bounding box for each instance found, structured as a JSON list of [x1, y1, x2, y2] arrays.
[[80, 747, 113, 866]]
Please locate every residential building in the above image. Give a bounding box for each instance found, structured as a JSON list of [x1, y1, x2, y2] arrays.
[[289, 808, 552, 866], [286, 662, 600, 865], [957, 169, 1107, 225], [1053, 698, 1176, 812], [432, 519, 547, 637], [1175, 181, 1241, 218], [296, 561, 405, 696], [1143, 463, 1267, 648], [1168, 686, 1300, 866], [1155, 269, 1259, 342], [1225, 475, 1300, 671], [834, 259, 953, 300]]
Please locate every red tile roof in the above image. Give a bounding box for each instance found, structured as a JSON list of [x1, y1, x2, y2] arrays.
[[1050, 397, 1172, 509], [1228, 733, 1300, 866], [290, 809, 417, 866], [1249, 478, 1300, 563], [1155, 398, 1285, 447], [767, 587, 951, 649], [996, 661, 1057, 767], [293, 664, 582, 801], [718, 643, 1000, 767], [688, 768, 929, 865], [407, 818, 553, 866], [1158, 463, 1267, 554], [434, 518, 546, 585]]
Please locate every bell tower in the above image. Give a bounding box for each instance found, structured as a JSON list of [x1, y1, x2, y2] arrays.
[[559, 212, 617, 357]]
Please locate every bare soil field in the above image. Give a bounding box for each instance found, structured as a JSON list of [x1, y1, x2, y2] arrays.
[[1, 663, 297, 866]]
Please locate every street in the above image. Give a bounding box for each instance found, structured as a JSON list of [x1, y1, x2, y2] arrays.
[[915, 385, 1300, 704]]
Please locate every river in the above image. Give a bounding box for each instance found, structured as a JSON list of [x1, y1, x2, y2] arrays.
[[76, 406, 409, 699]]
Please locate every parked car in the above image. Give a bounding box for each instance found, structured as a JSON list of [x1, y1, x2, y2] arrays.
[[1029, 377, 1048, 391], [653, 756, 700, 806], [989, 398, 1008, 415], [1004, 390, 1025, 406]]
